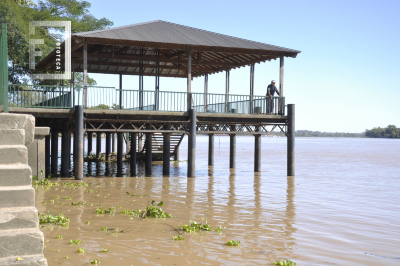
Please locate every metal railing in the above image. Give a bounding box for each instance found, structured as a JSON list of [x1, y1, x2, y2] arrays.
[[8, 85, 285, 114], [8, 84, 115, 109]]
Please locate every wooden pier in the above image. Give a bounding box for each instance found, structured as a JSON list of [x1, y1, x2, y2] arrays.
[[3, 20, 301, 178]]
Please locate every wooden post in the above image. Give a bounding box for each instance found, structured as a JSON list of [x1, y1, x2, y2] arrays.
[[130, 133, 137, 176], [155, 49, 160, 110], [208, 134, 214, 166], [51, 120, 58, 175], [145, 132, 152, 175], [105, 132, 111, 161], [45, 135, 50, 178], [117, 133, 123, 175], [187, 109, 196, 177], [163, 133, 170, 175], [187, 47, 192, 111], [74, 105, 84, 180], [83, 38, 87, 108], [250, 64, 255, 114], [139, 47, 144, 110], [279, 55, 284, 115], [225, 70, 230, 113], [112, 133, 115, 153], [119, 74, 122, 109], [61, 130, 71, 177], [287, 104, 295, 176], [87, 132, 92, 155], [229, 134, 236, 169], [96, 132, 101, 159], [204, 74, 208, 112]]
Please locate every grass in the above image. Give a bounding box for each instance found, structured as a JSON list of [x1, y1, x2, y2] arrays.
[[273, 260, 296, 266], [226, 240, 240, 246], [38, 211, 69, 226], [121, 200, 171, 218], [69, 239, 82, 245]]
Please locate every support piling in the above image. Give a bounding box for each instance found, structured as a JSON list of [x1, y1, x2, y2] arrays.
[[51, 121, 58, 175], [45, 135, 50, 178], [117, 133, 123, 175], [229, 134, 236, 169], [187, 109, 196, 177], [287, 104, 295, 176], [74, 105, 84, 180], [130, 133, 137, 176], [96, 132, 101, 158], [61, 131, 71, 177], [112, 133, 115, 153], [105, 132, 111, 161], [163, 133, 170, 175], [254, 130, 261, 172], [87, 132, 92, 155], [208, 134, 214, 166], [145, 132, 152, 175]]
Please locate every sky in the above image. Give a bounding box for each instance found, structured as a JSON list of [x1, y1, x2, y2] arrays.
[[48, 0, 400, 132]]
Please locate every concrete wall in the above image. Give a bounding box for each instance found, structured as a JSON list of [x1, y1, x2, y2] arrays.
[[0, 113, 47, 266], [27, 128, 49, 179]]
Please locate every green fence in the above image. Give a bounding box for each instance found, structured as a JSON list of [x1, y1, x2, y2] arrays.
[[0, 24, 8, 113]]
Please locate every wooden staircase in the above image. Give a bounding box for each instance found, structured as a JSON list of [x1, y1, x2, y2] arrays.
[[125, 133, 184, 160]]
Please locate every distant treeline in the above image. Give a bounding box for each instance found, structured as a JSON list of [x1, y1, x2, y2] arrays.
[[365, 125, 400, 138], [295, 130, 365, 138]]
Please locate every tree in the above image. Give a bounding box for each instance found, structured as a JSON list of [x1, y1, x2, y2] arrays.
[[0, 0, 113, 83]]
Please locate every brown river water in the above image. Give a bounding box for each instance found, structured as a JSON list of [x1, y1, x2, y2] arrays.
[[36, 136, 400, 265]]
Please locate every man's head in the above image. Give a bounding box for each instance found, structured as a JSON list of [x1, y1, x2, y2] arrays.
[[271, 80, 276, 86]]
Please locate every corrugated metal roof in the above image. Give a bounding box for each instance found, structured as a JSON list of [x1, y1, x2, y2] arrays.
[[74, 20, 300, 53]]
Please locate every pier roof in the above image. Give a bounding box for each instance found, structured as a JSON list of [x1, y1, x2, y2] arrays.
[[35, 20, 301, 78]]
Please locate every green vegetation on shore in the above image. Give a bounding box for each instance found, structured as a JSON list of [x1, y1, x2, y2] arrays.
[[365, 125, 400, 138], [295, 130, 364, 138]]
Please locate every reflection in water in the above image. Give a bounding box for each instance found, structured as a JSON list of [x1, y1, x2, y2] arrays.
[[43, 137, 400, 265], [285, 176, 297, 248]]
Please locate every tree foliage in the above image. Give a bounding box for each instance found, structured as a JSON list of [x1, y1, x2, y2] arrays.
[[365, 125, 400, 138], [0, 0, 113, 83]]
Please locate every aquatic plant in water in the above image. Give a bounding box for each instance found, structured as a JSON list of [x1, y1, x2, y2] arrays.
[[56, 234, 63, 239], [180, 221, 214, 233], [226, 240, 240, 246], [100, 248, 110, 252], [71, 201, 86, 206], [172, 235, 185, 240], [88, 259, 100, 264], [77, 248, 85, 253], [95, 206, 116, 214], [38, 211, 69, 226], [121, 201, 171, 218], [273, 260, 296, 266], [69, 239, 82, 245]]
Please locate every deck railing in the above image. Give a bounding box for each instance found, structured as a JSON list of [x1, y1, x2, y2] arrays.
[[8, 85, 285, 114]]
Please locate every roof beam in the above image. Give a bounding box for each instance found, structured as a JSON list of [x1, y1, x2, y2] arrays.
[[72, 52, 273, 67], [74, 37, 299, 57]]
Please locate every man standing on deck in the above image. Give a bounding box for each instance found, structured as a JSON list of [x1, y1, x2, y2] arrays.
[[266, 80, 280, 114]]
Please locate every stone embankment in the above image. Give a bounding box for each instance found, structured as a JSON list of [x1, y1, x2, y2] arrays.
[[0, 114, 47, 266]]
